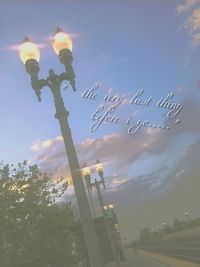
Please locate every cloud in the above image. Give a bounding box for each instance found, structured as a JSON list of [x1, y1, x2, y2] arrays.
[[31, 136, 63, 152], [176, 0, 200, 14], [30, 95, 200, 201], [30, 129, 164, 196], [178, 2, 200, 47], [185, 7, 200, 31], [107, 167, 169, 194], [185, 7, 200, 47]]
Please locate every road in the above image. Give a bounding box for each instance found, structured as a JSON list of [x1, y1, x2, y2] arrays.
[[105, 248, 200, 267], [106, 249, 171, 267], [135, 237, 200, 264]]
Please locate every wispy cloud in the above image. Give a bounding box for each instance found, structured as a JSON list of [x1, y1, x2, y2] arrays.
[[185, 7, 200, 31], [176, 0, 200, 14], [177, 1, 200, 47], [184, 7, 200, 47], [31, 136, 63, 152]]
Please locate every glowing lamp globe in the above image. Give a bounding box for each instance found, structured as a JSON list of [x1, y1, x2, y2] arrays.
[[19, 37, 40, 64], [52, 29, 72, 55], [95, 160, 103, 173], [82, 166, 91, 177]]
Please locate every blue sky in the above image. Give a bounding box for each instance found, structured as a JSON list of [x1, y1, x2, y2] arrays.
[[1, 0, 200, 240]]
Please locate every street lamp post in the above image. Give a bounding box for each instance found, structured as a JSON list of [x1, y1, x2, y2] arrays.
[[185, 211, 190, 222], [18, 28, 103, 267], [161, 222, 166, 239], [82, 163, 97, 218], [82, 161, 121, 267]]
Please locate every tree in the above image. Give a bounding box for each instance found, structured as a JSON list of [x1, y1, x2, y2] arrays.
[[139, 227, 151, 241], [0, 161, 77, 267], [162, 224, 173, 234]]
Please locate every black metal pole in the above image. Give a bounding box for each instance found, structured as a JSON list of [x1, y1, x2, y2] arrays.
[[23, 60, 103, 267], [47, 71, 103, 267], [94, 180, 121, 267]]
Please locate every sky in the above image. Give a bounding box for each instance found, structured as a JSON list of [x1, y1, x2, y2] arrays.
[[0, 0, 200, 241]]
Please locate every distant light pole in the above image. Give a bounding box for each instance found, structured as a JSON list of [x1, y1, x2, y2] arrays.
[[161, 222, 166, 239], [18, 28, 103, 267], [82, 160, 121, 267], [82, 162, 97, 218], [185, 211, 190, 222]]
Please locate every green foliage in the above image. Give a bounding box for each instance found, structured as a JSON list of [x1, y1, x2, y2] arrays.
[[139, 227, 151, 241], [0, 162, 76, 267]]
